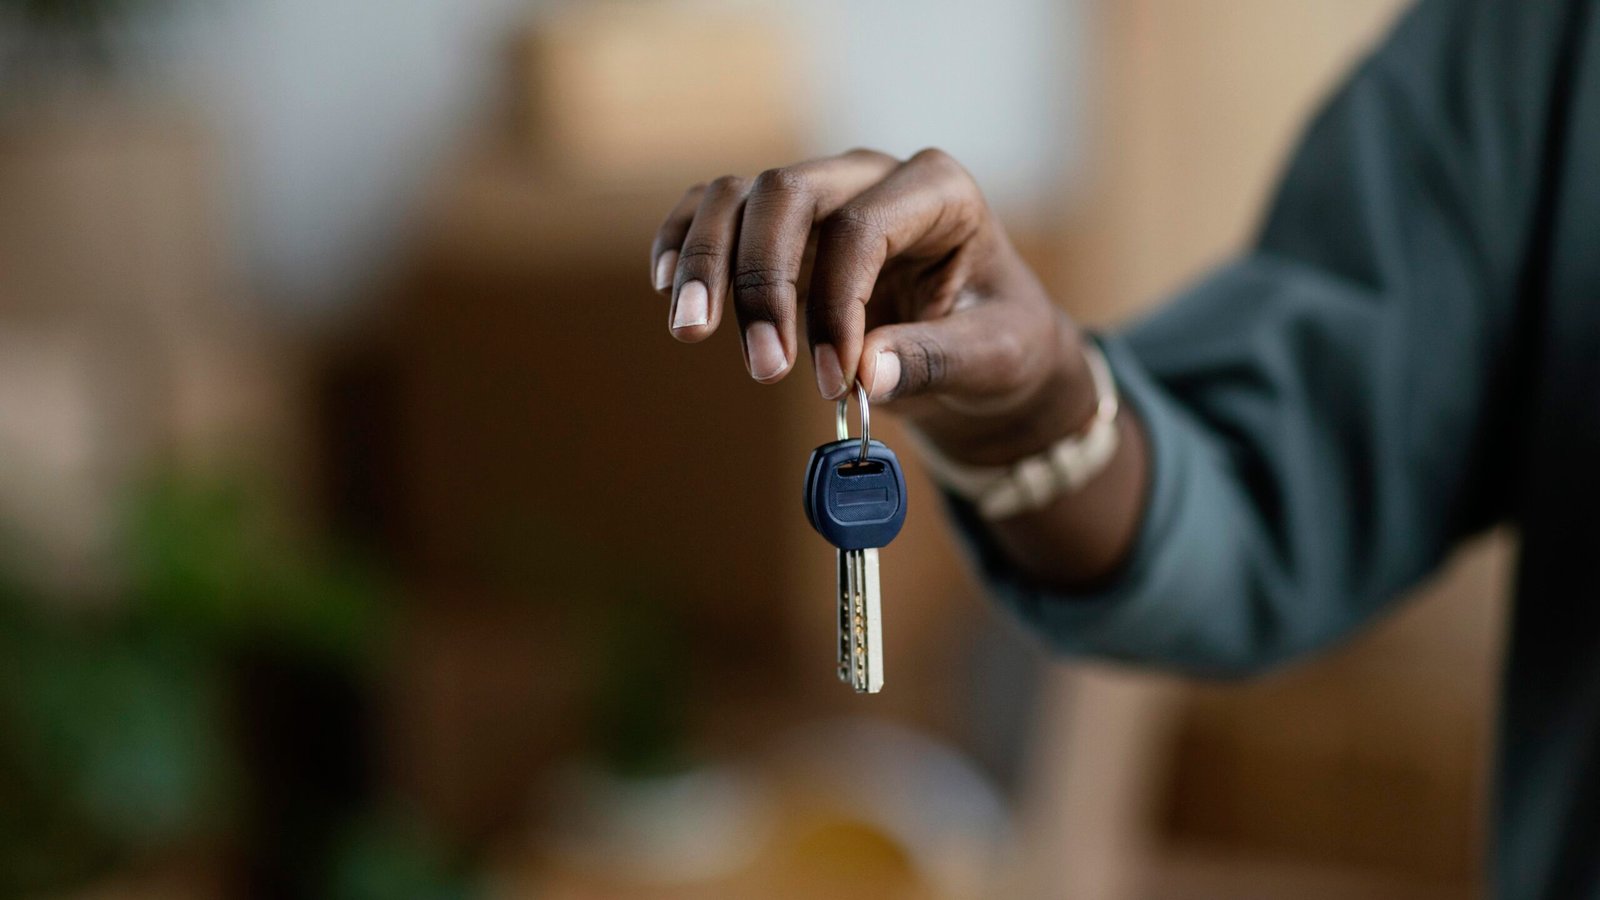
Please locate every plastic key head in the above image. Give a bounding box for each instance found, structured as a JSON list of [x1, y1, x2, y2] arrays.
[[803, 438, 907, 550]]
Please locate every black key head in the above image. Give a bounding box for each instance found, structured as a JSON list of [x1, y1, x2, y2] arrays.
[[803, 438, 907, 550]]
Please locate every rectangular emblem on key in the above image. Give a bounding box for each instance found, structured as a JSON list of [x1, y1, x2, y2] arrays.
[[836, 487, 890, 507]]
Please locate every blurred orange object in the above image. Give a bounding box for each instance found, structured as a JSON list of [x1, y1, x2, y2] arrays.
[[513, 2, 802, 186], [494, 719, 1012, 900]]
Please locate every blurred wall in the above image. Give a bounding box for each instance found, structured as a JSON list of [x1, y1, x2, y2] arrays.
[[794, 0, 1087, 227], [1068, 0, 1408, 324], [150, 0, 532, 311], [129, 0, 1085, 313]]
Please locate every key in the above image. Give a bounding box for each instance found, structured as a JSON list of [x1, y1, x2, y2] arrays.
[[804, 385, 907, 693], [809, 440, 903, 692]]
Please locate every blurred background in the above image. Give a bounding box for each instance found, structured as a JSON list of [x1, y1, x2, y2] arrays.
[[0, 0, 1512, 897]]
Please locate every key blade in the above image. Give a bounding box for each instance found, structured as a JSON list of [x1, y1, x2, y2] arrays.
[[860, 548, 884, 693], [847, 549, 869, 692], [836, 548, 851, 683]]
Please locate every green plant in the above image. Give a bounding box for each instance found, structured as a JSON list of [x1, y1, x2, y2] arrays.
[[0, 466, 391, 895], [2, 0, 162, 30], [0, 0, 175, 79], [125, 469, 385, 670], [588, 588, 692, 779]]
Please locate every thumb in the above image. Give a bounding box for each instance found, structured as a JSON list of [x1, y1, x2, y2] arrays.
[[858, 302, 1058, 408]]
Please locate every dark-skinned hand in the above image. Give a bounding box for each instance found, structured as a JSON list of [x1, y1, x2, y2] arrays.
[[649, 148, 1097, 466], [649, 148, 1148, 586]]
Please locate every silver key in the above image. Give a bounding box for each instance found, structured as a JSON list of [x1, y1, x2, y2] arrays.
[[813, 383, 901, 695], [837, 547, 883, 693]]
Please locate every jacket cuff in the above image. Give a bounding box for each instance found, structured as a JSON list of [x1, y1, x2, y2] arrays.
[[940, 332, 1217, 659]]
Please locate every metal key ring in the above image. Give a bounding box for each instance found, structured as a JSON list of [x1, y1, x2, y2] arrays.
[[835, 382, 871, 463]]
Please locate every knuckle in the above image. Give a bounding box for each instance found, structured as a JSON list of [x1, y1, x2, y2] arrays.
[[910, 147, 977, 194], [900, 336, 950, 393], [731, 263, 796, 319], [751, 166, 808, 198], [677, 238, 725, 265], [844, 146, 897, 165], [822, 203, 884, 242], [706, 174, 749, 197], [986, 330, 1027, 378], [731, 265, 792, 304]]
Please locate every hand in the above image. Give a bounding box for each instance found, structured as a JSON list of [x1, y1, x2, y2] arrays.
[[649, 148, 1098, 465]]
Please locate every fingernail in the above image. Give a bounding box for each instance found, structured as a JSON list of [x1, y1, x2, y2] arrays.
[[653, 250, 678, 292], [813, 344, 845, 399], [745, 321, 787, 380], [672, 279, 709, 329], [870, 349, 900, 400]]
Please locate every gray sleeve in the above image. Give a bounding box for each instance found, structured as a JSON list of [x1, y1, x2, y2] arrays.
[[950, 0, 1569, 675]]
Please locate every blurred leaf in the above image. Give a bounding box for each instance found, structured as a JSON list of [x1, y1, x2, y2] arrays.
[[1, 0, 159, 29], [0, 586, 230, 894], [329, 807, 479, 900], [0, 465, 396, 892], [123, 469, 388, 671], [588, 589, 691, 779]]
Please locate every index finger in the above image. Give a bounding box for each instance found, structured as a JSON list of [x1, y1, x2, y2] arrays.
[[730, 149, 898, 387], [806, 149, 987, 398]]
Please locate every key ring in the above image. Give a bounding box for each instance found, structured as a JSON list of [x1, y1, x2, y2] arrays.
[[835, 382, 871, 464]]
